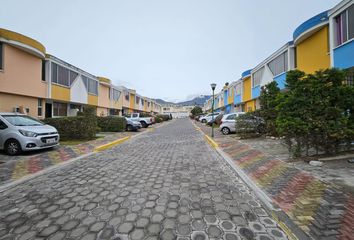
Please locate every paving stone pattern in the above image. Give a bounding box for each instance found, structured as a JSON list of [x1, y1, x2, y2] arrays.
[[0, 119, 286, 240], [0, 131, 139, 185], [196, 121, 354, 240]]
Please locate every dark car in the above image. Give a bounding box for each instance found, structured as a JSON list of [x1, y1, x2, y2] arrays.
[[207, 113, 224, 126], [125, 118, 142, 131]]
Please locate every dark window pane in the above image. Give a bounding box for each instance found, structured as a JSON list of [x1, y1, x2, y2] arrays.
[[69, 71, 78, 85], [57, 65, 69, 86], [349, 4, 354, 40], [41, 60, 46, 81], [343, 11, 348, 42], [51, 62, 58, 83]]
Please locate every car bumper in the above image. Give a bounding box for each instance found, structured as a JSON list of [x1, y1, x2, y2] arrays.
[[20, 134, 60, 151]]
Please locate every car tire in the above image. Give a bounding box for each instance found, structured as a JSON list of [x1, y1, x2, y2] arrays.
[[5, 139, 22, 156], [201, 119, 206, 123], [221, 127, 230, 135], [127, 125, 133, 131], [140, 121, 148, 128]]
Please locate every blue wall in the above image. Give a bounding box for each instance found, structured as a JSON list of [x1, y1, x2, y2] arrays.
[[225, 105, 231, 114], [234, 95, 242, 105], [252, 86, 260, 99], [224, 90, 228, 106], [333, 40, 354, 69], [274, 72, 287, 90]]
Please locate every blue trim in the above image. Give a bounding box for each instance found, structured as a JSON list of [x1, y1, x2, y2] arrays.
[[274, 72, 287, 90], [241, 69, 252, 78], [252, 86, 260, 99], [234, 95, 242, 105], [225, 104, 232, 114], [293, 11, 328, 41], [333, 40, 354, 69], [224, 90, 228, 106]]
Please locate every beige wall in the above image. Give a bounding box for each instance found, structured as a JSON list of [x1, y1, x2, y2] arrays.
[[97, 107, 108, 116], [0, 92, 44, 119], [98, 84, 110, 109], [0, 44, 47, 98]]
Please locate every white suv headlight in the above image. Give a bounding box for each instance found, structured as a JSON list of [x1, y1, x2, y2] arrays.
[[19, 130, 38, 137]]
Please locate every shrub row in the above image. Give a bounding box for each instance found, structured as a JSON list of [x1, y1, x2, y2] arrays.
[[97, 116, 126, 132], [44, 116, 97, 140]]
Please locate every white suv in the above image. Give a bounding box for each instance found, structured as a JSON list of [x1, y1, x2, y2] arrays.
[[0, 113, 59, 155], [199, 113, 220, 123]]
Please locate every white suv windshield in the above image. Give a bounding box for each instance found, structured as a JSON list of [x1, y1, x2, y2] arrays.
[[2, 115, 43, 126]]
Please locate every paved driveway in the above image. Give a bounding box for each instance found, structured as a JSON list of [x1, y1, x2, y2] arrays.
[[0, 119, 286, 240]]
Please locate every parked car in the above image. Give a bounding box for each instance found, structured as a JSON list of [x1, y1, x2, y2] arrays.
[[0, 113, 60, 155], [126, 113, 153, 128], [200, 112, 220, 123], [219, 112, 246, 135], [207, 113, 224, 126], [125, 118, 142, 131]]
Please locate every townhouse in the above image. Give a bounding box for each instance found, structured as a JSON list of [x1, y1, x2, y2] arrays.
[[205, 0, 354, 113], [0, 28, 162, 118]]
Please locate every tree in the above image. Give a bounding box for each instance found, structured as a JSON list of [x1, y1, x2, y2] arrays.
[[276, 69, 354, 157], [191, 106, 203, 117], [259, 81, 281, 136]]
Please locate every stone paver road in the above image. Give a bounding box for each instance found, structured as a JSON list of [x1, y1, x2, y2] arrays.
[[0, 119, 287, 240]]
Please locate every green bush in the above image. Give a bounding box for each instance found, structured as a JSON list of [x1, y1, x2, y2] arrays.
[[155, 117, 163, 123], [156, 114, 170, 121], [97, 116, 127, 132], [235, 112, 266, 138], [44, 116, 97, 140]]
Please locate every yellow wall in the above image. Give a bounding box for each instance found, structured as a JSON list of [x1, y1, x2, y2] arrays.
[[51, 84, 70, 101], [88, 95, 98, 106], [97, 107, 108, 116], [245, 100, 256, 112], [130, 93, 135, 110], [296, 26, 330, 73], [228, 88, 234, 104], [0, 92, 44, 118], [98, 84, 110, 108], [242, 76, 252, 102]]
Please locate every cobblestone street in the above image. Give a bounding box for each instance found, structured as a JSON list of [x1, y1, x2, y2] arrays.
[[0, 119, 287, 240]]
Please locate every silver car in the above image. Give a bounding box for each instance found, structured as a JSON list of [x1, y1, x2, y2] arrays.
[[0, 113, 60, 155], [219, 112, 245, 135]]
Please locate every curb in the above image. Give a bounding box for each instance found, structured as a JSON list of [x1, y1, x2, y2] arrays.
[[204, 135, 218, 148], [94, 136, 131, 152]]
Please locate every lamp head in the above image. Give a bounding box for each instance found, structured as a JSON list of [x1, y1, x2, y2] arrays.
[[210, 83, 216, 91]]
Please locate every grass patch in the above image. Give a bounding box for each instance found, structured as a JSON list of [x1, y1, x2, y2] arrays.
[[60, 136, 103, 146]]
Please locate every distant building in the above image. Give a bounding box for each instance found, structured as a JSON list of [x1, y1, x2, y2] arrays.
[[162, 104, 194, 118]]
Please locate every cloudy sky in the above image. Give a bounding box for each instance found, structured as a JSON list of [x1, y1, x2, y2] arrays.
[[0, 0, 339, 102]]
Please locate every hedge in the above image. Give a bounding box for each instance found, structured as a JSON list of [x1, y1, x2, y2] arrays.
[[44, 116, 97, 140], [155, 116, 163, 123], [156, 114, 171, 121], [97, 116, 127, 132]]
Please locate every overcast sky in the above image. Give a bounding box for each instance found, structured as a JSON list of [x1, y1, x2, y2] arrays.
[[1, 0, 340, 102]]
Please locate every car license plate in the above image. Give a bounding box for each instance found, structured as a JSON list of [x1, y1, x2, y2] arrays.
[[46, 138, 56, 144]]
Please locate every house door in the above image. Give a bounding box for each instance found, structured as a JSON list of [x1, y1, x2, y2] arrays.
[[45, 103, 52, 118]]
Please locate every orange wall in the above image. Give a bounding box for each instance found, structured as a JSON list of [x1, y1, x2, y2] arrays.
[[98, 84, 110, 108], [0, 92, 44, 118], [0, 44, 47, 98]]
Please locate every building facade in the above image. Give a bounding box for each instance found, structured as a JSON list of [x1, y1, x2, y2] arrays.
[[204, 0, 354, 113], [0, 28, 162, 118]]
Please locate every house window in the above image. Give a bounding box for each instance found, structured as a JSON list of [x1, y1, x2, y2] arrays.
[[38, 99, 43, 116], [53, 102, 67, 116], [51, 62, 78, 86], [41, 60, 46, 81], [125, 92, 129, 101], [136, 96, 140, 104], [334, 4, 354, 47], [345, 67, 354, 86], [252, 67, 264, 87], [268, 51, 288, 76], [82, 76, 98, 95], [235, 83, 242, 95], [112, 89, 121, 101], [0, 42, 3, 70]]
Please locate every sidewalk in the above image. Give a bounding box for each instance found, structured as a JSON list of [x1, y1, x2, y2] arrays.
[[0, 127, 151, 186], [195, 120, 354, 240]]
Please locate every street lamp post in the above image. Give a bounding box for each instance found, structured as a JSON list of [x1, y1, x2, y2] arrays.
[[210, 83, 216, 138]]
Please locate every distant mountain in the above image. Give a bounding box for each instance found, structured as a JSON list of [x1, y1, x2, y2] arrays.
[[154, 99, 175, 105], [178, 95, 211, 106], [154, 95, 211, 107]]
